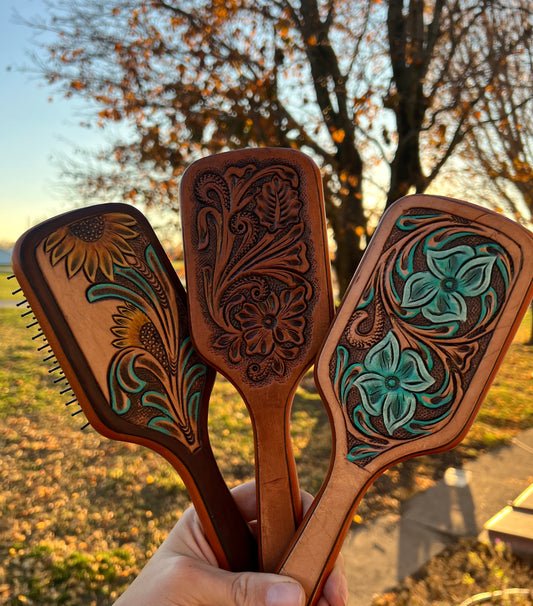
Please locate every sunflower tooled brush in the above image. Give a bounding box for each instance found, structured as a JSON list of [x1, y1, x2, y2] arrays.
[[11, 203, 257, 572]]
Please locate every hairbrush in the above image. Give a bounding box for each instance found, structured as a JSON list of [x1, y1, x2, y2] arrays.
[[11, 203, 257, 572], [180, 148, 334, 571], [276, 195, 533, 604]]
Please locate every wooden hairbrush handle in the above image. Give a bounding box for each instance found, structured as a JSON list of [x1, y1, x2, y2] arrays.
[[11, 204, 257, 572], [277, 195, 533, 603]]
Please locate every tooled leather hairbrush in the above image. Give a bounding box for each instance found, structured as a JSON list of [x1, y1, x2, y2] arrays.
[[11, 203, 257, 572], [276, 195, 533, 604], [180, 148, 334, 571]]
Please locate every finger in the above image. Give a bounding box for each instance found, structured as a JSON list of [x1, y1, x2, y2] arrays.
[[159, 505, 220, 567], [231, 480, 259, 522], [167, 556, 305, 606], [231, 482, 316, 522], [231, 482, 348, 605], [300, 490, 314, 513], [320, 553, 348, 606], [230, 483, 316, 542]]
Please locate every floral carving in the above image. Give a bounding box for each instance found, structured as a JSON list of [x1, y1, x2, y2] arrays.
[[44, 213, 138, 281], [350, 332, 435, 436], [45, 215, 210, 451], [235, 286, 306, 376], [87, 245, 208, 448], [332, 210, 513, 466], [191, 162, 315, 383], [401, 245, 496, 323]]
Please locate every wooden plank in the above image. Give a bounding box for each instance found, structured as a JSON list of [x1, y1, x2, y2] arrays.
[[485, 506, 533, 555], [513, 483, 533, 513]]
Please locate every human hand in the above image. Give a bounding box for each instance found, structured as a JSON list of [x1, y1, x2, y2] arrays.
[[113, 481, 348, 606]]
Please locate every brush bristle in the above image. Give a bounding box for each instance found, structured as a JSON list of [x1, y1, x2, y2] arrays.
[[14, 293, 91, 432]]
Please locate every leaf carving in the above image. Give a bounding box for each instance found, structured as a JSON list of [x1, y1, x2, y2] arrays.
[[255, 177, 302, 232]]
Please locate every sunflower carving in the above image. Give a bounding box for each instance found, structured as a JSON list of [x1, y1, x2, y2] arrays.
[[42, 210, 210, 450], [111, 303, 170, 372], [44, 213, 138, 282]]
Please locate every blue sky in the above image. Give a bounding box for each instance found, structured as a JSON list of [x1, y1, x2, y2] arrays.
[[0, 0, 109, 245]]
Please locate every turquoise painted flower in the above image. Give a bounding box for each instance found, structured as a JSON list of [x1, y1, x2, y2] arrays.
[[353, 331, 434, 435], [401, 245, 496, 323]]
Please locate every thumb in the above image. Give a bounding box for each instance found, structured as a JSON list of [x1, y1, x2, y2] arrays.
[[172, 556, 305, 606], [230, 572, 305, 606]]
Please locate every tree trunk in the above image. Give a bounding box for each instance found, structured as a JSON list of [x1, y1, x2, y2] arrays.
[[387, 128, 425, 207], [328, 140, 366, 298], [329, 188, 366, 298], [385, 0, 435, 207], [331, 210, 365, 299]]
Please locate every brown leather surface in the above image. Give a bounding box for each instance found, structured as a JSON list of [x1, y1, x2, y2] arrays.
[[278, 194, 533, 604], [180, 148, 334, 571]]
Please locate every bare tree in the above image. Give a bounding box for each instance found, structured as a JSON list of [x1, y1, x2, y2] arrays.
[[463, 0, 532, 215], [459, 0, 533, 340]]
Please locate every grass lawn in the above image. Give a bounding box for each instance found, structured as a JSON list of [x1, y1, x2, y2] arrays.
[[1, 275, 532, 604], [0, 272, 17, 301]]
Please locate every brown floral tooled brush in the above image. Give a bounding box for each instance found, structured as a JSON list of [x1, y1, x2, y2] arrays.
[[180, 148, 334, 571], [11, 203, 257, 572]]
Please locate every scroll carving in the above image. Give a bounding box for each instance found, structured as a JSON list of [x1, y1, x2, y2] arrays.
[[189, 161, 317, 385]]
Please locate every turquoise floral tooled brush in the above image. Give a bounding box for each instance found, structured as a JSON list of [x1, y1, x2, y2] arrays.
[[276, 195, 533, 605]]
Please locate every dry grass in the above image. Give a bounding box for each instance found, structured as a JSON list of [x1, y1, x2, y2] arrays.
[[1, 284, 532, 604]]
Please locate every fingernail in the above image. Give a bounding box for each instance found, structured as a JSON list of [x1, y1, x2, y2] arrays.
[[266, 582, 304, 606]]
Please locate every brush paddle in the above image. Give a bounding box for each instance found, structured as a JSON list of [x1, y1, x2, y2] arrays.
[[11, 203, 257, 572], [180, 148, 334, 571], [277, 194, 533, 604]]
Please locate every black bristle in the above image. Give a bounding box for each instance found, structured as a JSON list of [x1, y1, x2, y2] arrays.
[[9, 277, 92, 436], [9, 282, 91, 434]]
